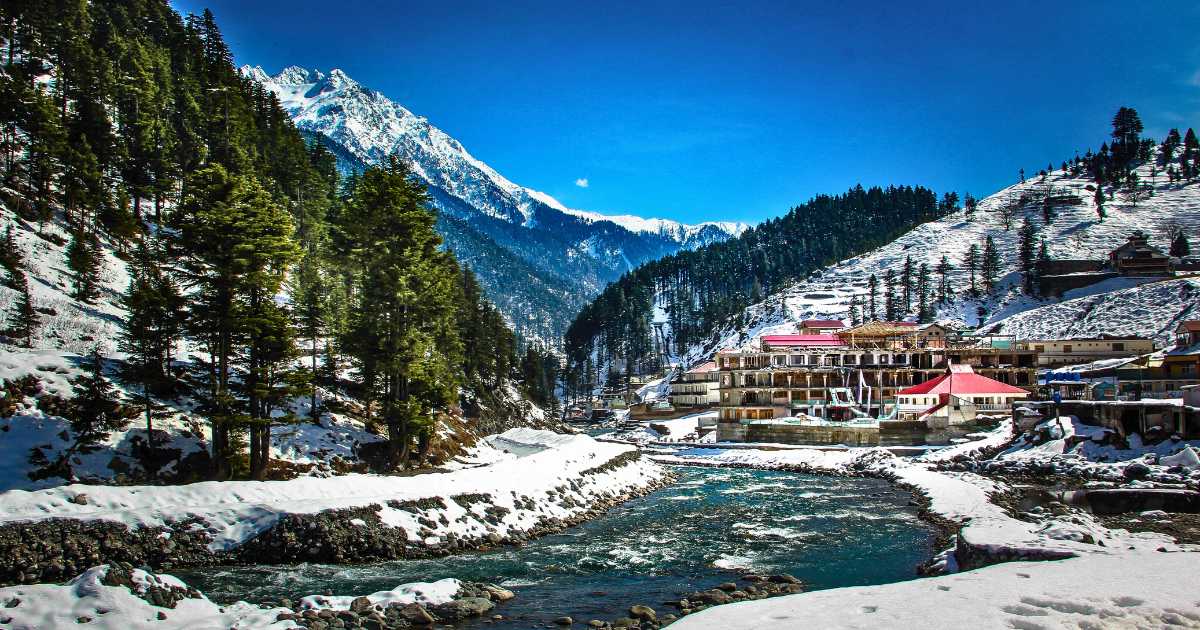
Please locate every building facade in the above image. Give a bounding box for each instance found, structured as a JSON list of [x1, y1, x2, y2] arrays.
[[669, 362, 720, 407], [1017, 336, 1156, 367], [716, 323, 1038, 429]]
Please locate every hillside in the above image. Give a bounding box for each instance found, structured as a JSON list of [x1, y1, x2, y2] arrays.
[[0, 1, 559, 492], [245, 65, 746, 345], [988, 276, 1200, 344], [677, 147, 1199, 363]]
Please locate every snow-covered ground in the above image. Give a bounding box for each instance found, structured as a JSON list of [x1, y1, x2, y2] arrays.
[[989, 277, 1200, 344], [672, 552, 1200, 629], [0, 429, 666, 552], [605, 411, 717, 444], [0, 564, 465, 630]]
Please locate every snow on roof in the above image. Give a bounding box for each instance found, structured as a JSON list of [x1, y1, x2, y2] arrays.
[[899, 364, 1030, 396], [800, 319, 844, 328], [761, 334, 846, 347]]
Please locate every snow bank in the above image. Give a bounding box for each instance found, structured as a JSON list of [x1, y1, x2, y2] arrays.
[[670, 552, 1200, 629], [0, 565, 290, 630], [298, 578, 460, 611], [0, 429, 666, 552]]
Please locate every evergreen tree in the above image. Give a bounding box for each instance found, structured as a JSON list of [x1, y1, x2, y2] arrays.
[[0, 226, 26, 290], [901, 255, 913, 314], [8, 275, 38, 348], [848, 295, 861, 326], [866, 274, 878, 320], [171, 164, 301, 479], [1171, 232, 1191, 257], [1018, 216, 1037, 294], [119, 242, 185, 447], [67, 351, 128, 454], [883, 269, 897, 321], [65, 230, 103, 304], [338, 157, 462, 470], [915, 263, 931, 323], [963, 243, 980, 297], [981, 236, 1000, 293], [964, 193, 977, 215], [934, 255, 952, 303], [1094, 187, 1106, 221]]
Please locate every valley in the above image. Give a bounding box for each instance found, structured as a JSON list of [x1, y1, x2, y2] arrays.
[[1, 2, 1199, 629]]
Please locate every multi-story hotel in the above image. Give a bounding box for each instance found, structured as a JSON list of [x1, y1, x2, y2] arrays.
[[715, 321, 1039, 425]]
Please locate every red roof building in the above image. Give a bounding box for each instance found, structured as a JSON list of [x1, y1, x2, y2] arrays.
[[897, 364, 1030, 413], [799, 319, 845, 334]]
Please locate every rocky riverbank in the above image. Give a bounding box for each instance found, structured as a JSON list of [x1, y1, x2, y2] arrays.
[[0, 430, 672, 586]]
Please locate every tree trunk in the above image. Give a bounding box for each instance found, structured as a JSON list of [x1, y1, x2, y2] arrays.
[[310, 337, 319, 420]]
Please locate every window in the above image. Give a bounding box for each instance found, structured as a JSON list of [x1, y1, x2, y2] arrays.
[[1063, 345, 1072, 353], [1112, 343, 1124, 352], [1034, 345, 1044, 352]]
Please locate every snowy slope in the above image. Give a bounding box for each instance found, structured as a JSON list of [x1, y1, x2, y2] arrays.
[[989, 276, 1200, 344], [683, 155, 1199, 360], [243, 65, 747, 344]]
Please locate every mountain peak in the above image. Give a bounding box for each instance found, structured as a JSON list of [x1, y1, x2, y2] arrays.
[[238, 64, 270, 83], [273, 65, 324, 85]]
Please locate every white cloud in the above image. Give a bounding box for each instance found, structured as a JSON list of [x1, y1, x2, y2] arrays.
[[574, 178, 589, 188]]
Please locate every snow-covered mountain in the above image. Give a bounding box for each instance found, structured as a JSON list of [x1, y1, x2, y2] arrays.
[[242, 65, 746, 344], [678, 153, 1200, 363]]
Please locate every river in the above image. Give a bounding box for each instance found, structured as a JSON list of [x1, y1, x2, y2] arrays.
[[179, 465, 937, 627]]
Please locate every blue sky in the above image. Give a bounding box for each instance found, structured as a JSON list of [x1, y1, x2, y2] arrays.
[[173, 0, 1200, 226]]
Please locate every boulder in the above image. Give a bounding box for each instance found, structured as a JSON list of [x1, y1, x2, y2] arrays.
[[349, 596, 373, 614], [436, 597, 495, 620], [483, 584, 515, 601], [396, 603, 434, 625], [554, 616, 574, 626], [629, 604, 656, 622]]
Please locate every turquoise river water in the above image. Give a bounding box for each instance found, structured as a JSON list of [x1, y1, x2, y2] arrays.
[[179, 465, 937, 627]]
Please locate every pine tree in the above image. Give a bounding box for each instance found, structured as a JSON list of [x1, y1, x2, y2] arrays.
[[8, 275, 38, 348], [963, 243, 980, 297], [934, 255, 952, 303], [866, 274, 878, 320], [1018, 217, 1037, 294], [338, 157, 462, 470], [65, 230, 103, 304], [981, 236, 1000, 293], [883, 269, 897, 321], [915, 263, 931, 323], [172, 164, 301, 479], [901, 255, 913, 313], [292, 249, 327, 421], [67, 351, 128, 454], [1094, 187, 1106, 221], [1171, 232, 1191, 257], [964, 193, 977, 215], [849, 295, 861, 326], [119, 241, 185, 447], [0, 226, 26, 290]]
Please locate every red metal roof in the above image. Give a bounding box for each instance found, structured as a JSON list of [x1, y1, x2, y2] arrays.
[[898, 365, 1029, 396], [761, 334, 845, 347], [686, 361, 718, 373], [800, 319, 845, 329], [1179, 321, 1200, 333]]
